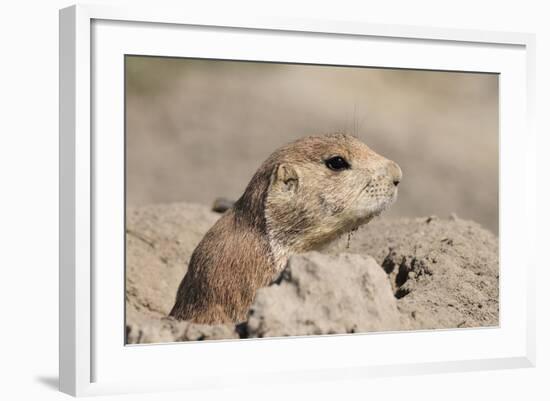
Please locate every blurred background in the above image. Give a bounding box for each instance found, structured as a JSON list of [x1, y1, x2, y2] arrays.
[[125, 56, 499, 233]]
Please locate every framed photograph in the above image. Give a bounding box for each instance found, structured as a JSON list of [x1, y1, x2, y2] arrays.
[[59, 4, 536, 397]]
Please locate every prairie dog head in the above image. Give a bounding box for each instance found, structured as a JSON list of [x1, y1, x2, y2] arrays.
[[263, 133, 402, 252]]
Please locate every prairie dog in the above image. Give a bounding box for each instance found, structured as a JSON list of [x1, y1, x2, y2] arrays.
[[169, 134, 402, 324]]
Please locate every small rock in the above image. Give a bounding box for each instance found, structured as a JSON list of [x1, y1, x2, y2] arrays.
[[426, 215, 437, 224], [212, 197, 235, 213]]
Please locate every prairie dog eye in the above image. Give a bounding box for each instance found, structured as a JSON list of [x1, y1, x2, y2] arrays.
[[325, 156, 350, 171]]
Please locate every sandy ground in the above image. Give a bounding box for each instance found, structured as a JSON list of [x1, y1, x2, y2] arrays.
[[126, 203, 498, 344], [125, 57, 499, 233]]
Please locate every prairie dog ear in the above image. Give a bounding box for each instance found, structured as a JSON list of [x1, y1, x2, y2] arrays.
[[271, 163, 299, 192]]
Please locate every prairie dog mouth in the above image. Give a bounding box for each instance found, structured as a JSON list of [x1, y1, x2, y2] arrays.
[[372, 190, 398, 215]]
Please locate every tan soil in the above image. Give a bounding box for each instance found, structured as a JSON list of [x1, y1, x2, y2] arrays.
[[125, 203, 498, 344]]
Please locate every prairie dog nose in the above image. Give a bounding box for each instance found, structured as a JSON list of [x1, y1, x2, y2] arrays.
[[387, 161, 402, 186]]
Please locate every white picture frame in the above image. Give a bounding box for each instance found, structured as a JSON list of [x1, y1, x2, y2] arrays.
[[59, 3, 536, 397]]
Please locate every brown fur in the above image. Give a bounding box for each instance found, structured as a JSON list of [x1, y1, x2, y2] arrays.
[[169, 133, 402, 324]]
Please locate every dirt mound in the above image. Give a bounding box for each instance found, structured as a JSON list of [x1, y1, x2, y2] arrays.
[[126, 203, 220, 320], [325, 215, 499, 329], [125, 203, 498, 344], [246, 252, 406, 338]]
